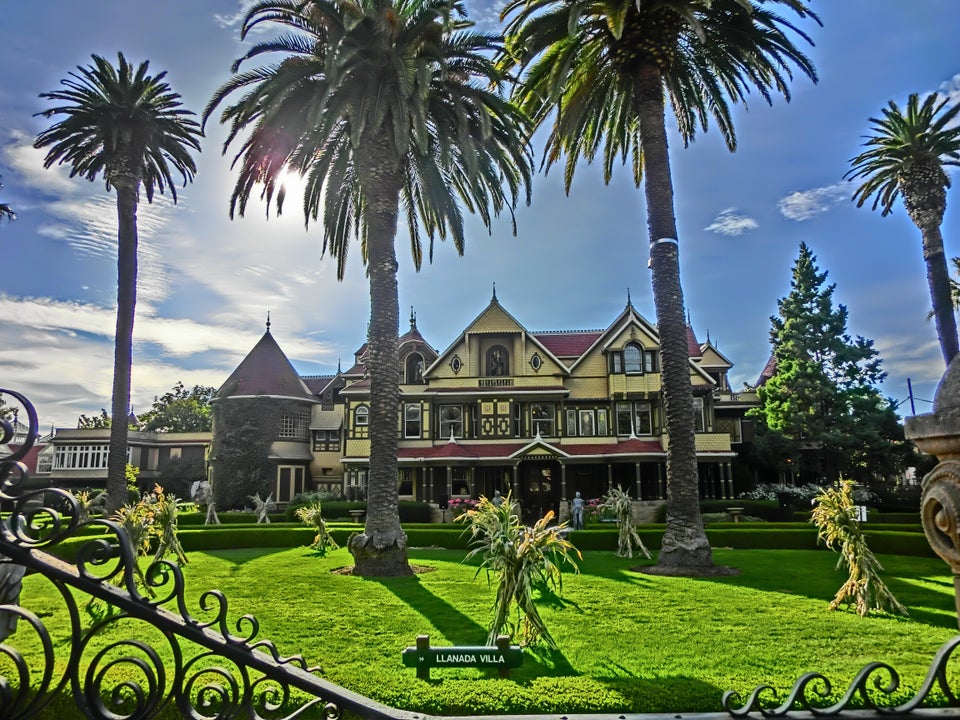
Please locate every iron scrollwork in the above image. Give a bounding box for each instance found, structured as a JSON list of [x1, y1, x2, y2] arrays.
[[722, 635, 960, 716], [0, 388, 413, 720]]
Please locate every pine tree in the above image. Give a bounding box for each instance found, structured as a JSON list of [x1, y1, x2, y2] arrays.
[[753, 243, 907, 483]]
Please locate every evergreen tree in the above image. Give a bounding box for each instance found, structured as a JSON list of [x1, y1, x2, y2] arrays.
[[753, 243, 908, 484]]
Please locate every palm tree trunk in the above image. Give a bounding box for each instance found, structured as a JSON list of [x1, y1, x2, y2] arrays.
[[636, 68, 714, 573], [348, 138, 412, 577], [106, 180, 139, 514], [921, 223, 959, 366]]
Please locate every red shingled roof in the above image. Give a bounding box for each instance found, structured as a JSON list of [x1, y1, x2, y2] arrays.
[[532, 331, 603, 358], [755, 354, 777, 387], [686, 325, 702, 358]]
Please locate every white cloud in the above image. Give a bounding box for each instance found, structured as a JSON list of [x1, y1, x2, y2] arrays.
[[777, 183, 848, 221], [0, 293, 340, 430], [704, 207, 758, 236], [938, 73, 960, 108]]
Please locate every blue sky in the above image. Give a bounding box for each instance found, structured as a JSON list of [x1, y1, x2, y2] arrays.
[[1, 1, 958, 431]]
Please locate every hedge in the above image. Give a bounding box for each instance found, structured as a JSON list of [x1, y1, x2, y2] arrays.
[[281, 501, 433, 523], [44, 523, 937, 560]]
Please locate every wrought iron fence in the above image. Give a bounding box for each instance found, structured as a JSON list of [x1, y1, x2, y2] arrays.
[[2, 387, 959, 719]]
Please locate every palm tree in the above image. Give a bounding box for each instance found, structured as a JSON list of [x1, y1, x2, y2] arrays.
[[0, 176, 14, 223], [846, 92, 960, 367], [501, 0, 818, 574], [203, 0, 532, 576], [35, 54, 201, 513]]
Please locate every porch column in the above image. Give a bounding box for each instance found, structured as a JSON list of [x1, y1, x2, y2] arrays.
[[657, 463, 665, 499], [512, 464, 519, 496], [607, 464, 613, 491], [634, 463, 641, 499], [446, 466, 453, 500], [427, 468, 434, 503], [560, 462, 568, 502], [726, 462, 735, 500]]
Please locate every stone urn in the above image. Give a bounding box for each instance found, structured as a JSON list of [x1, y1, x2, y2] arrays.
[[904, 354, 960, 626]]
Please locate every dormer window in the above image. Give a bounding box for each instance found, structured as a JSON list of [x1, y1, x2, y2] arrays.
[[405, 352, 425, 384], [486, 345, 509, 376], [610, 344, 658, 374]]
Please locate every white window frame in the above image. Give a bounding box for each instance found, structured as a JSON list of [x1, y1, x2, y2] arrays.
[[278, 408, 311, 440], [530, 402, 555, 436], [578, 409, 596, 437], [439, 405, 463, 439], [624, 344, 643, 374], [693, 396, 706, 433], [404, 403, 422, 438], [634, 402, 653, 435], [354, 405, 369, 426], [36, 446, 53, 474]]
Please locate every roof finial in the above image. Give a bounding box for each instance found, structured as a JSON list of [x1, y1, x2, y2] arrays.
[[626, 288, 632, 307], [410, 306, 417, 329], [492, 282, 498, 302], [686, 309, 691, 326], [707, 329, 712, 344], [266, 311, 271, 332], [337, 357, 342, 373]]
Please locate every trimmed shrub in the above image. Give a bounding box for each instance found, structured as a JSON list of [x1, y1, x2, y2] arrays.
[[700, 499, 787, 521], [405, 527, 471, 550], [178, 512, 286, 525], [863, 530, 935, 558], [869, 513, 920, 524]]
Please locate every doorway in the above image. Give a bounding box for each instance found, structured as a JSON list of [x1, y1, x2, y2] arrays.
[[519, 460, 560, 524]]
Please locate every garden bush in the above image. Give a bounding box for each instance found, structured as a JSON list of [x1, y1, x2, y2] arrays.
[[701, 498, 789, 520], [178, 511, 286, 525]]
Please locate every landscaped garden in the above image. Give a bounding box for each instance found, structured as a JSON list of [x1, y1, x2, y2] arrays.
[[16, 537, 960, 717]]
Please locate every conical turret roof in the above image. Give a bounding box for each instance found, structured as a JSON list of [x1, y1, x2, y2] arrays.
[[218, 329, 316, 402]]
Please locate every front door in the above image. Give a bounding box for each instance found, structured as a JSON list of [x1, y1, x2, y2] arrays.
[[519, 460, 559, 524]]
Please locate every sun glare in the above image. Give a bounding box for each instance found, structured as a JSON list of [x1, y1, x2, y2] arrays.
[[276, 168, 309, 205]]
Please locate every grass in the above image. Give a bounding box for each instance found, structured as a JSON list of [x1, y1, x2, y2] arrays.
[[12, 546, 960, 716]]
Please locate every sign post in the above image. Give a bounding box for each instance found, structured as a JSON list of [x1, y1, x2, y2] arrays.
[[401, 634, 523, 680]]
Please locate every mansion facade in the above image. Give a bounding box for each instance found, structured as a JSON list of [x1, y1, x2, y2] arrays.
[[39, 292, 759, 518]]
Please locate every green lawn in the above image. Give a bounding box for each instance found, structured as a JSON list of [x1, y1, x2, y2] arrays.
[[14, 546, 960, 715]]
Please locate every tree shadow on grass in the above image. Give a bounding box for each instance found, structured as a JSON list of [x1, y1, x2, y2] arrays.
[[594, 675, 728, 713], [690, 550, 958, 629], [372, 573, 579, 678]]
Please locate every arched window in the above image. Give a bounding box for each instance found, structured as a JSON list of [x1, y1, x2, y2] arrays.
[[405, 352, 424, 384], [624, 343, 643, 373], [486, 345, 509, 376], [354, 405, 369, 426]]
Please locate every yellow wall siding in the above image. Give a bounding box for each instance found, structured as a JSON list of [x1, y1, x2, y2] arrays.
[[606, 374, 663, 396], [696, 433, 732, 452], [468, 304, 522, 334], [567, 376, 611, 400], [344, 438, 371, 457], [699, 346, 731, 369]]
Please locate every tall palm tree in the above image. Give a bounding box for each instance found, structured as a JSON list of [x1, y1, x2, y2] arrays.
[[846, 92, 960, 367], [203, 0, 532, 576], [501, 0, 818, 574], [35, 54, 201, 513]]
